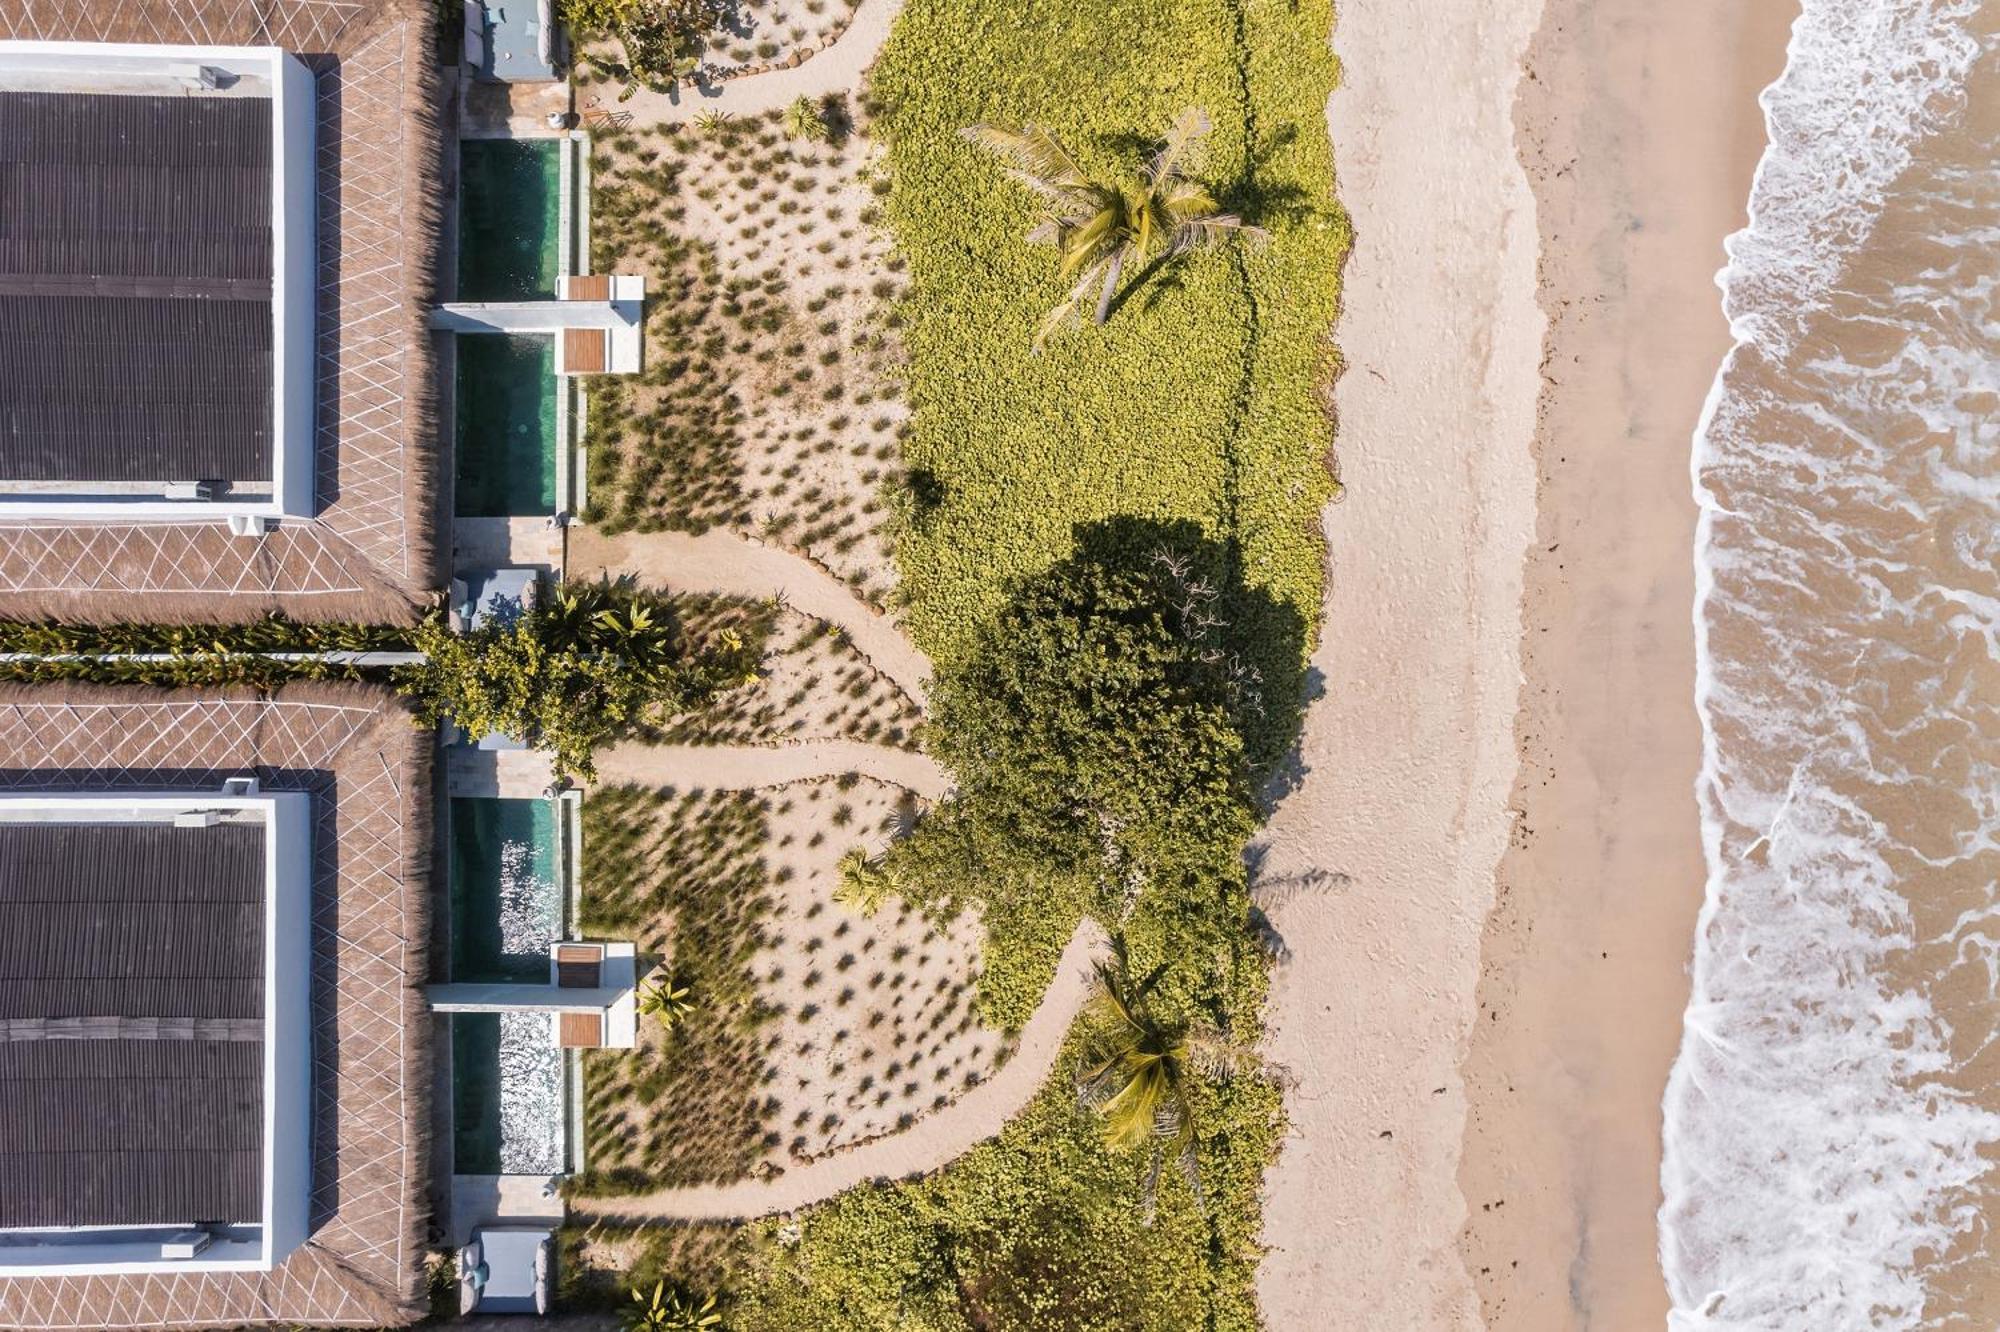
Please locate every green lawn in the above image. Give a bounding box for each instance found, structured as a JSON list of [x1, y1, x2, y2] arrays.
[[877, 0, 1343, 711]]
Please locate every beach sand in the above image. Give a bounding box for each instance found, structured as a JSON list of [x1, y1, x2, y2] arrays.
[[1458, 2, 1793, 1326], [1251, 0, 1542, 1323], [1256, 0, 1794, 1326]]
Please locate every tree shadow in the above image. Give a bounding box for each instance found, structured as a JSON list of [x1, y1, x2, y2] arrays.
[[1217, 122, 1322, 230]]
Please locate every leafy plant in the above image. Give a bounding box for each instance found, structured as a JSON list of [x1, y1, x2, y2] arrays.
[[401, 579, 758, 780], [783, 94, 829, 143], [962, 107, 1260, 348], [559, 0, 726, 88], [1076, 937, 1259, 1203], [624, 1281, 722, 1330], [0, 614, 410, 688], [636, 971, 695, 1031], [831, 847, 893, 916]]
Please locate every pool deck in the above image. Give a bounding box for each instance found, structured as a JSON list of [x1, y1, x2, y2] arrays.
[[447, 744, 558, 798], [448, 1174, 564, 1247]]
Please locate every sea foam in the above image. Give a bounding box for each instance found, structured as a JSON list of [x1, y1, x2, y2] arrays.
[[1661, 1, 1999, 1327]]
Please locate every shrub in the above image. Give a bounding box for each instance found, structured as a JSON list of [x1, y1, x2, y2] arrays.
[[402, 580, 757, 779], [783, 94, 831, 143], [559, 0, 729, 87]]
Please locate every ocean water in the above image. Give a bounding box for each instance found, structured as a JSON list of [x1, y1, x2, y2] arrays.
[[1660, 2, 2000, 1327]]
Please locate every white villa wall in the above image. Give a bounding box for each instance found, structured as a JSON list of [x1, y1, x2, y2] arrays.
[[272, 52, 318, 518], [263, 791, 314, 1267]]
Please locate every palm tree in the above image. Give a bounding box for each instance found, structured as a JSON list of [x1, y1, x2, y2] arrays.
[[1075, 938, 1260, 1205], [962, 107, 1261, 349], [635, 972, 694, 1032], [623, 1282, 721, 1331], [833, 846, 894, 916]]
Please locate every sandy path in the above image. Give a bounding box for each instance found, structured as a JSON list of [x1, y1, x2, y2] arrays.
[[1248, 0, 1542, 1326], [1454, 3, 1795, 1327], [570, 527, 932, 705], [579, 0, 903, 125], [592, 738, 949, 799], [567, 919, 1107, 1222]]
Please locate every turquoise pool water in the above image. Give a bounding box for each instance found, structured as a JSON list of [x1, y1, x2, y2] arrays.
[[448, 796, 569, 1176], [451, 1011, 566, 1175], [454, 334, 557, 517], [449, 796, 563, 982], [457, 138, 561, 302]]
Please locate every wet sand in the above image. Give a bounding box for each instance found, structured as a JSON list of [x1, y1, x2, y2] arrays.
[[1257, 0, 1794, 1326], [1457, 0, 1795, 1327]]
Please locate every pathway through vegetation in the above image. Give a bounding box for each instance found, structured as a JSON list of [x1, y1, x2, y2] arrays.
[[592, 738, 948, 799], [572, 527, 931, 704], [579, 0, 904, 125], [566, 918, 1106, 1222]]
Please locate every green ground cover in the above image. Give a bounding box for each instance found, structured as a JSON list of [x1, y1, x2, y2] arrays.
[[573, 785, 782, 1192], [876, 0, 1344, 717]]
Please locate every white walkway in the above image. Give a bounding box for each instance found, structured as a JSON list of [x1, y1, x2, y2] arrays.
[[592, 738, 948, 799], [571, 526, 933, 706]]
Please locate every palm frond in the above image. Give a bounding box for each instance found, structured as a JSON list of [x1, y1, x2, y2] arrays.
[[1183, 1027, 1262, 1082], [1033, 259, 1109, 352], [1174, 218, 1259, 255], [961, 122, 1092, 196], [1055, 206, 1124, 278], [1145, 106, 1212, 186]]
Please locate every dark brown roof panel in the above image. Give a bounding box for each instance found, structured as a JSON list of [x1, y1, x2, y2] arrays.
[[0, 821, 265, 1018], [0, 91, 272, 283], [0, 90, 275, 484], [0, 1039, 262, 1227], [0, 819, 268, 1226]]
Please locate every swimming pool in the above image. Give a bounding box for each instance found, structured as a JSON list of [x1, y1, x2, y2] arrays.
[[447, 796, 571, 1176], [457, 138, 561, 302], [453, 334, 558, 517], [448, 796, 563, 982], [452, 1011, 567, 1175]]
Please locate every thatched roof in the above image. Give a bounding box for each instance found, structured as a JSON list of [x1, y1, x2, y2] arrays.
[[0, 0, 445, 625], [0, 683, 433, 1329]]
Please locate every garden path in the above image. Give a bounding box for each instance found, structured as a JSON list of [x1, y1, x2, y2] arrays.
[[566, 917, 1107, 1223], [578, 0, 904, 126], [571, 526, 931, 705], [592, 738, 948, 798]]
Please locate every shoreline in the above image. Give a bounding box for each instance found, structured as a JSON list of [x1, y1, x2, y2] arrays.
[[1256, 0, 1797, 1325], [1457, 0, 1795, 1326], [1251, 0, 1544, 1322]]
